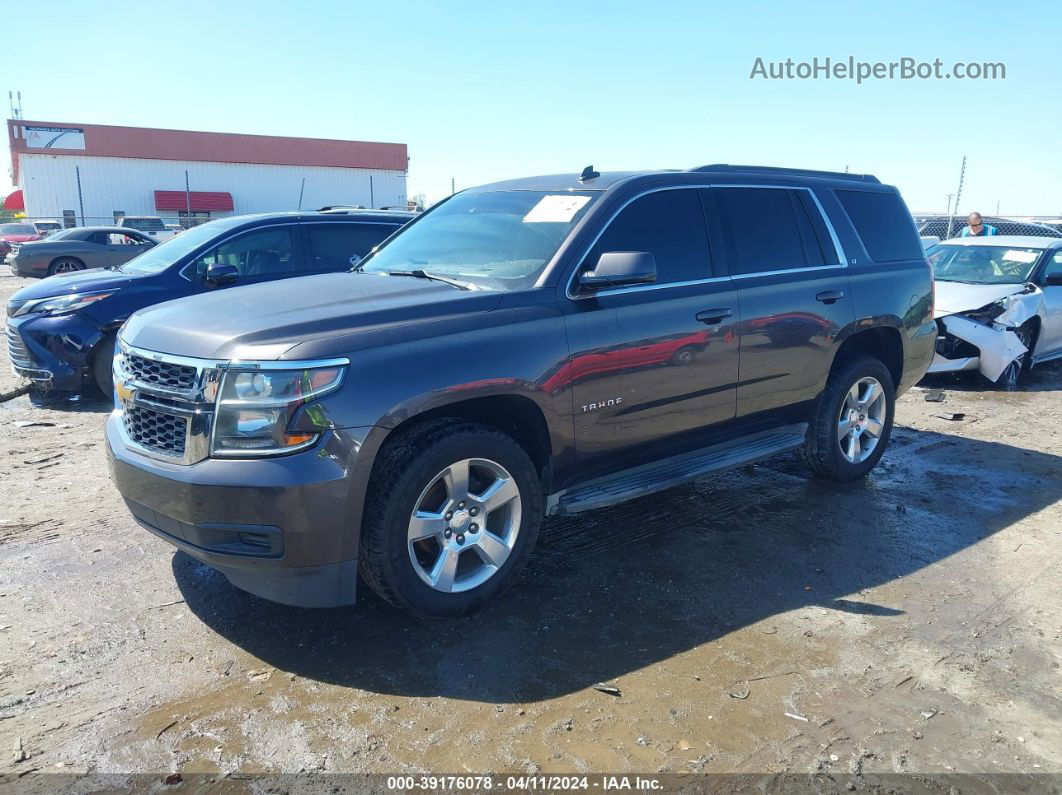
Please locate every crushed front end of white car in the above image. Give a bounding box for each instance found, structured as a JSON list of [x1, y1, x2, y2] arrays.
[[930, 282, 1046, 383]]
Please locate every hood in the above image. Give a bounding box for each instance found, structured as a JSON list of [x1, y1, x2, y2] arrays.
[[121, 272, 504, 360], [933, 280, 1026, 318], [11, 268, 137, 301], [1, 233, 41, 243]]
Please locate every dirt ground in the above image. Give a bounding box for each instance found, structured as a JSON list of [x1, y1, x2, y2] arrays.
[[0, 267, 1059, 788]]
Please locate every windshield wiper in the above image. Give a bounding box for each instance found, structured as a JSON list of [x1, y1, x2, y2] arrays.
[[386, 269, 472, 291]]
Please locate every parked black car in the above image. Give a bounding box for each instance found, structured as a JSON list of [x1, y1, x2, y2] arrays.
[[7, 209, 412, 395], [106, 165, 935, 617], [10, 226, 158, 277]]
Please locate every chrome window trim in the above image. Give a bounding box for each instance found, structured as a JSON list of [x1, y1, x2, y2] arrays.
[[564, 183, 850, 300]]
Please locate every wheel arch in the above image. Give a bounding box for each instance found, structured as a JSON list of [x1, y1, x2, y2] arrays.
[[377, 393, 553, 477], [829, 325, 904, 390]]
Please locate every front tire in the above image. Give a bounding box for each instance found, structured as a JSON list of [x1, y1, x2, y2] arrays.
[[359, 420, 544, 618], [993, 323, 1033, 391], [800, 355, 895, 481], [93, 335, 117, 397]]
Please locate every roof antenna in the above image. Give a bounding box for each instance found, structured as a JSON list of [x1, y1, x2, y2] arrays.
[[579, 165, 600, 182]]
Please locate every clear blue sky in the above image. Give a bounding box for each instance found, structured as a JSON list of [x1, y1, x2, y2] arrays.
[[5, 0, 1060, 214]]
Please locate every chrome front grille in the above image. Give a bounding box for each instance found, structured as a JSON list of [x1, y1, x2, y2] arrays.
[[114, 341, 224, 464], [124, 352, 198, 391], [7, 323, 36, 369], [122, 405, 188, 457]]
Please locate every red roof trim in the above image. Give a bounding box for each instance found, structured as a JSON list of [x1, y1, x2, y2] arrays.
[[155, 190, 234, 212], [8, 119, 407, 172]]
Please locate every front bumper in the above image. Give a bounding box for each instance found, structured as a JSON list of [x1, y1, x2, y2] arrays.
[[106, 413, 373, 608], [927, 353, 980, 373], [6, 313, 105, 391]]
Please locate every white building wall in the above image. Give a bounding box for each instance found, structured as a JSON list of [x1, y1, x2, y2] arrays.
[[18, 153, 407, 223]]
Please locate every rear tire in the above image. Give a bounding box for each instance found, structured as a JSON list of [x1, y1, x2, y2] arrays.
[[800, 355, 895, 481], [93, 335, 117, 397], [359, 419, 544, 618], [48, 257, 85, 276]]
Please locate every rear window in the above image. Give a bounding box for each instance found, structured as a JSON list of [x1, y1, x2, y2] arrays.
[[837, 190, 922, 262], [0, 223, 36, 235], [121, 217, 166, 232]]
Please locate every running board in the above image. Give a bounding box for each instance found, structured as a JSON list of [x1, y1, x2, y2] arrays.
[[547, 423, 808, 516]]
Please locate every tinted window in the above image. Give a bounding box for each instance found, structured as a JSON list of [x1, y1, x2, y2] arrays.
[[306, 223, 399, 272], [716, 188, 807, 274], [837, 189, 922, 262], [589, 189, 711, 284], [86, 232, 111, 245], [193, 227, 298, 278]]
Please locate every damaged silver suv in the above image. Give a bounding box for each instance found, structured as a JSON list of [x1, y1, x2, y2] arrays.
[[928, 236, 1062, 387]]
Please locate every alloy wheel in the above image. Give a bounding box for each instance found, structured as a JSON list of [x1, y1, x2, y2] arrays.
[[53, 259, 84, 274], [407, 457, 522, 593], [837, 376, 886, 464]]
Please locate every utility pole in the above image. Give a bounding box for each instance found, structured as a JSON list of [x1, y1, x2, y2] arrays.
[[946, 156, 967, 239], [184, 170, 192, 227]]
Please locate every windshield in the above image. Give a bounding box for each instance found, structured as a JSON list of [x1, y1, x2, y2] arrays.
[[117, 218, 240, 275], [359, 190, 597, 290], [927, 244, 1044, 285], [0, 223, 36, 235]]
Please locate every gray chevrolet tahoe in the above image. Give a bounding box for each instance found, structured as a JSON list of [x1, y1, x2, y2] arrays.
[[106, 165, 935, 618]]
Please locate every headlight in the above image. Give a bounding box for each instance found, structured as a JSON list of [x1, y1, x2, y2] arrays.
[[14, 290, 116, 317], [211, 364, 346, 457]]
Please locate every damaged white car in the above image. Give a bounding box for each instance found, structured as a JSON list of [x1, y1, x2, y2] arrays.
[[927, 236, 1062, 387]]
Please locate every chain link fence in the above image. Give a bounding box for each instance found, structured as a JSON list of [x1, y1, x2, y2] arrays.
[[913, 214, 1062, 242]]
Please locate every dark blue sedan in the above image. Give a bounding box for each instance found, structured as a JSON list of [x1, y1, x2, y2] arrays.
[[6, 209, 412, 395]]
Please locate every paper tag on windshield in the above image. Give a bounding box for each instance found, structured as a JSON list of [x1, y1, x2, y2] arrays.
[[1003, 249, 1038, 263], [523, 195, 591, 223]]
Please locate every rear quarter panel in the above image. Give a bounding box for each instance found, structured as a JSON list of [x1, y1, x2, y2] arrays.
[[817, 187, 936, 394]]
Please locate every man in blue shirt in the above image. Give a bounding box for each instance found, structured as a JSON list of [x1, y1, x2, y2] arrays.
[[961, 212, 998, 237]]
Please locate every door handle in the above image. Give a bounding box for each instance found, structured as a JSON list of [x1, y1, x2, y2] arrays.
[[696, 308, 733, 324], [816, 290, 845, 304]]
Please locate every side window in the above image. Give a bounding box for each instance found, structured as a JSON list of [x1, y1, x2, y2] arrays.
[[1045, 251, 1062, 281], [306, 223, 398, 272], [194, 227, 298, 278], [716, 187, 808, 274], [836, 189, 923, 262], [107, 233, 145, 246], [588, 189, 711, 284], [87, 232, 111, 245]]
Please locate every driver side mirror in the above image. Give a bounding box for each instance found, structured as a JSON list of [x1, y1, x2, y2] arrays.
[[577, 251, 657, 292], [1045, 272, 1062, 287], [204, 262, 239, 287]]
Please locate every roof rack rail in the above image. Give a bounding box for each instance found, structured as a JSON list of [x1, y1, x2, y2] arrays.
[[316, 204, 366, 212], [688, 164, 880, 184]]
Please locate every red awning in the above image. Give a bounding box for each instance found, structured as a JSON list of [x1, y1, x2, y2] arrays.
[[154, 190, 234, 212], [3, 189, 24, 211]]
